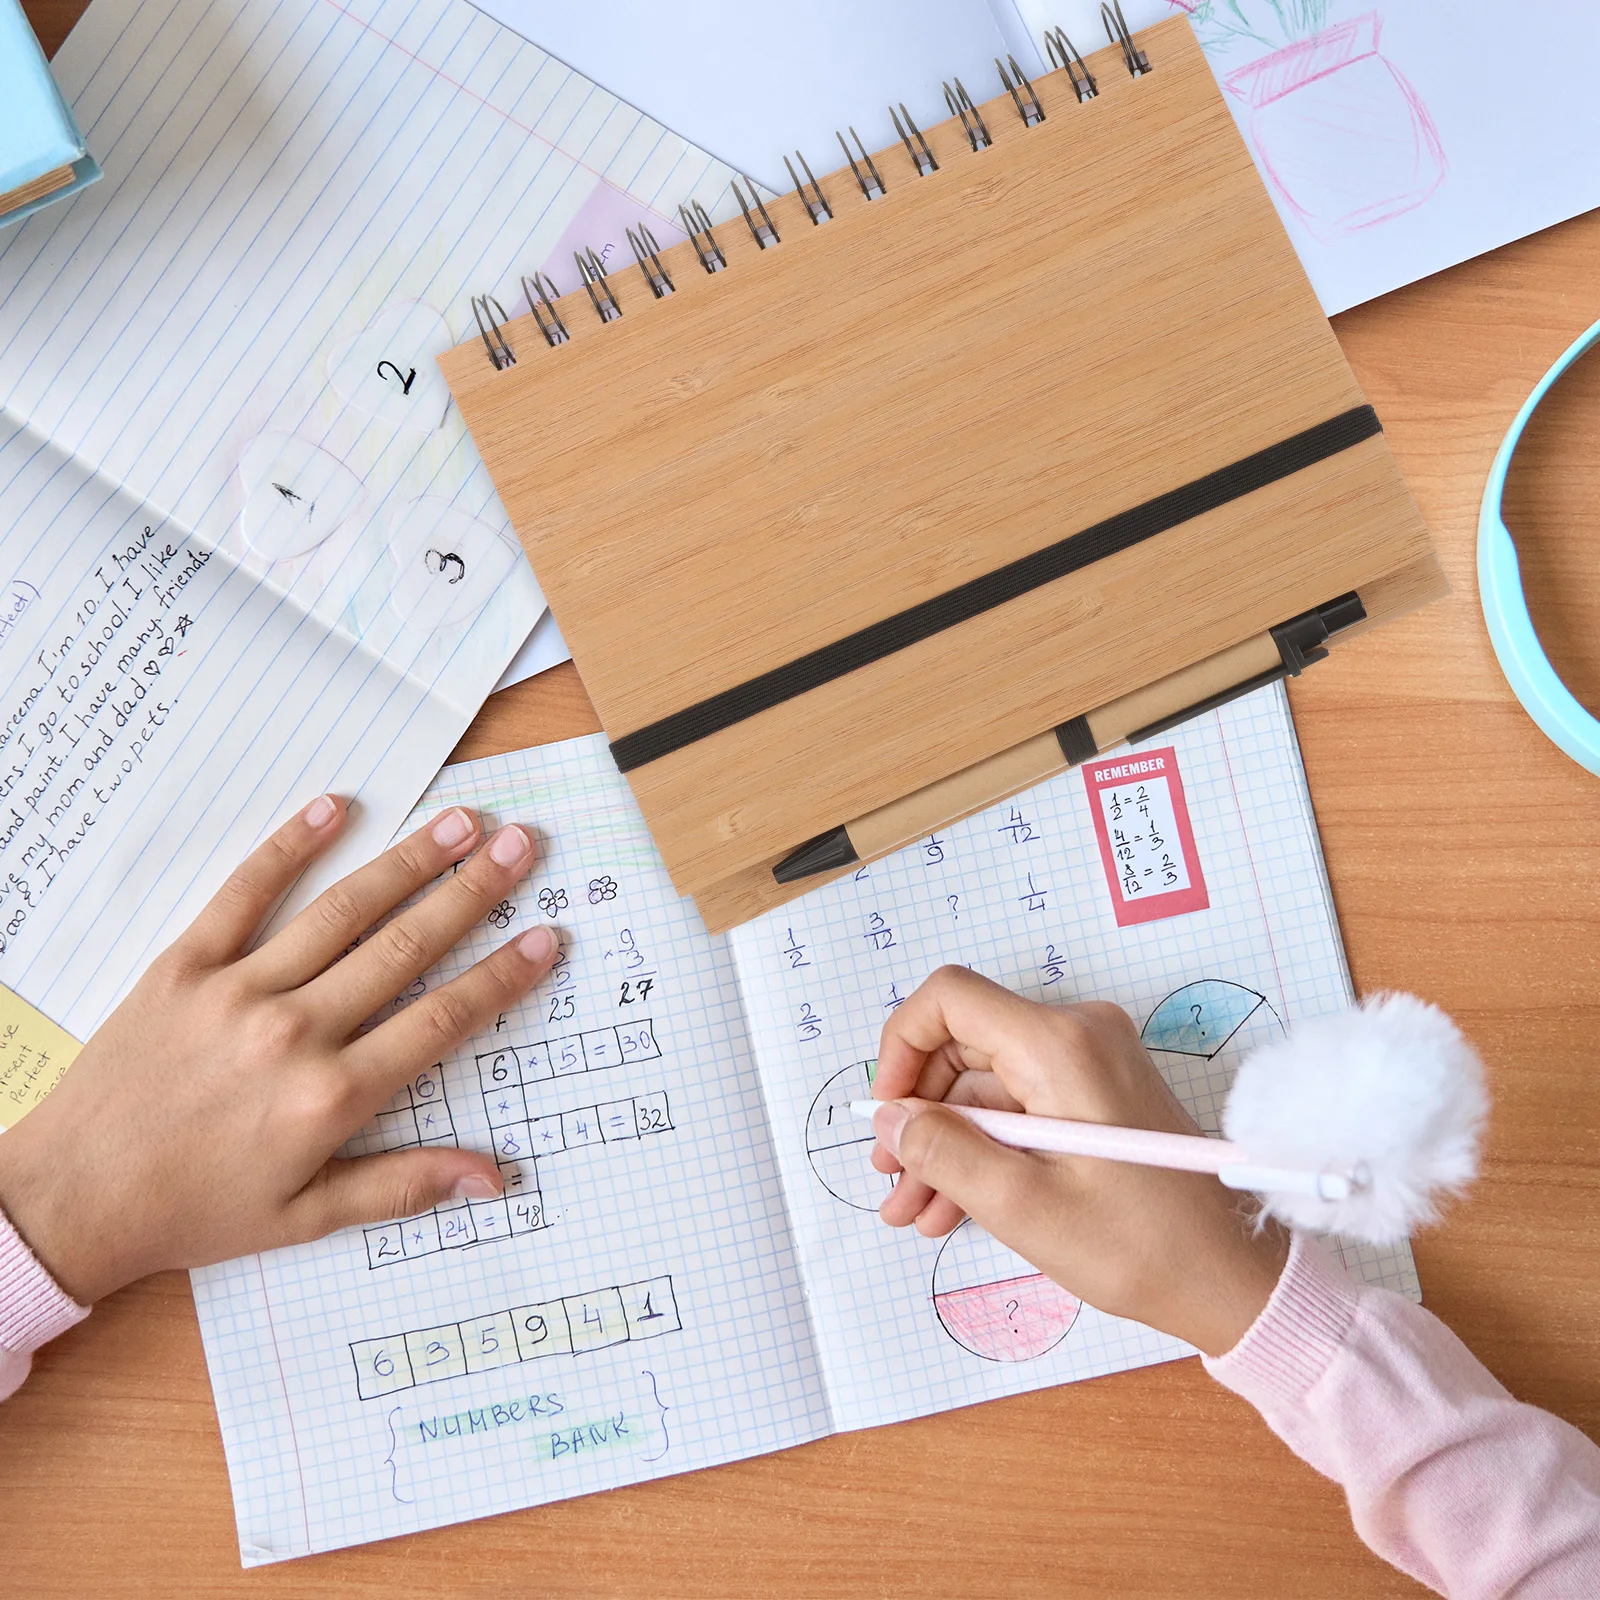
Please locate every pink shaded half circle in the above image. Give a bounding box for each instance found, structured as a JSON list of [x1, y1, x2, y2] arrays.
[[933, 1272, 1080, 1362]]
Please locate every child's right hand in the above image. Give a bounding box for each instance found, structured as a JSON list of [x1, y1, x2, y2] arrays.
[[869, 966, 1290, 1358]]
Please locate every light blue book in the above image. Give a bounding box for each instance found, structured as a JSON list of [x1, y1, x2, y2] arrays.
[[0, 0, 99, 229]]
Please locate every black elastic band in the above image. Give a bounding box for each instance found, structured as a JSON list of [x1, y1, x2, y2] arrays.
[[1054, 715, 1099, 767], [610, 406, 1381, 772]]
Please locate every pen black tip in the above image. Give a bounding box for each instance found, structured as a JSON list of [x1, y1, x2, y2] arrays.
[[773, 826, 858, 884]]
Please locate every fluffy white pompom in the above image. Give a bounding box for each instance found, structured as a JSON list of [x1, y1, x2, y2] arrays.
[[1222, 992, 1487, 1245]]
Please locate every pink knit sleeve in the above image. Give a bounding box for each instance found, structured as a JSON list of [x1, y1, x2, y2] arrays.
[[1204, 1233, 1600, 1597], [0, 1205, 90, 1400]]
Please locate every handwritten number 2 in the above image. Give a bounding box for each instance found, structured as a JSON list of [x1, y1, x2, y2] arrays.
[[375, 359, 417, 394]]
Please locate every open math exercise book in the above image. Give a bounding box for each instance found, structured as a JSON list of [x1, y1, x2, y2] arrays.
[[194, 685, 1420, 1563]]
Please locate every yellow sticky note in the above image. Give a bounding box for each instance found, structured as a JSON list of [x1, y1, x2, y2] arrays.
[[0, 985, 80, 1131]]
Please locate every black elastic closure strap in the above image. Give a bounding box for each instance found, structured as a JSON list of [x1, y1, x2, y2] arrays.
[[1054, 715, 1099, 766], [610, 407, 1382, 772]]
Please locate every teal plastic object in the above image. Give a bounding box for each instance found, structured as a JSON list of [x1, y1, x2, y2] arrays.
[[1477, 315, 1600, 776]]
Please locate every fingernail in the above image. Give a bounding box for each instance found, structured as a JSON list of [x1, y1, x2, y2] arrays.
[[874, 1101, 911, 1158], [432, 807, 474, 849], [304, 795, 338, 828], [517, 926, 557, 963], [489, 824, 533, 867], [452, 1173, 501, 1201]]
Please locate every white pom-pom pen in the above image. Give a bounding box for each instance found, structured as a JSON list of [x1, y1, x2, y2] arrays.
[[848, 1101, 1361, 1201]]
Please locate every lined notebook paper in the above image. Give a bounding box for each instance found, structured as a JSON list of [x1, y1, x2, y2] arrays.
[[193, 683, 1419, 1562], [0, 0, 734, 1037]]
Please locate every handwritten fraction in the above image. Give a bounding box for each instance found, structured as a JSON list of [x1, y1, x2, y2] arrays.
[[350, 1275, 681, 1400]]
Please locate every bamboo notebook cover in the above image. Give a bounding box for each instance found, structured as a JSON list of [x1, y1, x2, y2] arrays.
[[440, 16, 1445, 931]]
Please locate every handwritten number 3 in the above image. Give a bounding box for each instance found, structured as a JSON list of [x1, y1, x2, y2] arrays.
[[376, 359, 417, 394]]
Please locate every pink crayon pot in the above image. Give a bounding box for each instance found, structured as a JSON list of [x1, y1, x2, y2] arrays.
[[1223, 12, 1445, 242]]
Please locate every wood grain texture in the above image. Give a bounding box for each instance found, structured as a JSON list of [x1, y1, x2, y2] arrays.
[[6, 5, 1600, 1596], [441, 19, 1440, 918]]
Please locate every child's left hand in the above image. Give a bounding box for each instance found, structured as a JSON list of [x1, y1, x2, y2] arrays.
[[0, 794, 558, 1304]]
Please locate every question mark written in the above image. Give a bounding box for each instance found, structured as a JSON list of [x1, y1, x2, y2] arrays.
[[1005, 1298, 1021, 1330], [1191, 1002, 1205, 1037], [948, 894, 960, 919]]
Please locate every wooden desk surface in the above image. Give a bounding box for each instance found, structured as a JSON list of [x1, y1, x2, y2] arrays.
[[6, 5, 1600, 1593]]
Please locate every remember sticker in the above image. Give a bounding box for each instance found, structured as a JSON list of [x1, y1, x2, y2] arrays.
[[1082, 747, 1209, 927]]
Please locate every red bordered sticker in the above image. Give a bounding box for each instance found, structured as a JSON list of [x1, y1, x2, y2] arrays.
[[1082, 747, 1209, 927]]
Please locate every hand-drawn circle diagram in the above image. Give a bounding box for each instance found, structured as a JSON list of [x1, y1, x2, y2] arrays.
[[804, 1060, 893, 1212], [931, 1221, 1081, 1363], [1140, 980, 1284, 1061], [1140, 980, 1286, 1135]]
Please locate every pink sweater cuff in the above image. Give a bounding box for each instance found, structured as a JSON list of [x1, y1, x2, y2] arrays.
[[1201, 1230, 1359, 1402], [0, 1204, 90, 1398]]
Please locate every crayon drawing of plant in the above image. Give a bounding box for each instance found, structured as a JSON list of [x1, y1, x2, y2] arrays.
[[1168, 2, 1446, 242]]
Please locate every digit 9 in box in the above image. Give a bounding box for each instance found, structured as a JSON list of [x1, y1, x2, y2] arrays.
[[1082, 748, 1209, 928]]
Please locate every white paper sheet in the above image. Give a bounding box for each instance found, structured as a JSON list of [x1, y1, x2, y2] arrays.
[[471, 0, 1042, 195], [1026, 0, 1600, 313], [0, 0, 737, 1034], [194, 733, 829, 1564], [195, 683, 1419, 1561], [485, 0, 1600, 316]]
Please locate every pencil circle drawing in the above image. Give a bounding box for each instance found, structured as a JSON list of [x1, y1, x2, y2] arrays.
[[804, 1060, 893, 1212], [931, 1221, 1080, 1362]]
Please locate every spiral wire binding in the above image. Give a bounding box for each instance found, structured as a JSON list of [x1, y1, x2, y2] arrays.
[[628, 225, 675, 297], [890, 103, 939, 175], [1102, 0, 1151, 75], [1044, 28, 1097, 101], [576, 246, 622, 322], [943, 79, 992, 151], [783, 151, 833, 225], [678, 200, 726, 272], [996, 55, 1045, 125], [472, 18, 1166, 371], [732, 177, 780, 248], [521, 272, 569, 346], [472, 294, 515, 370], [837, 127, 886, 200]]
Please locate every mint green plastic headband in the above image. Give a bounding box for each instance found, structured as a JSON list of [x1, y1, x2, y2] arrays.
[[1477, 317, 1600, 776]]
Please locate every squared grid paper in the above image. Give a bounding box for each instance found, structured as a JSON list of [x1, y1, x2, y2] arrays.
[[191, 682, 1417, 1562], [192, 735, 829, 1563], [0, 0, 739, 1040], [728, 680, 1419, 1434]]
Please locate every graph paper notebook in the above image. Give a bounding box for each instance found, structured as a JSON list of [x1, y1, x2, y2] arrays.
[[193, 683, 1420, 1563], [0, 0, 734, 1039], [439, 16, 1447, 929]]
